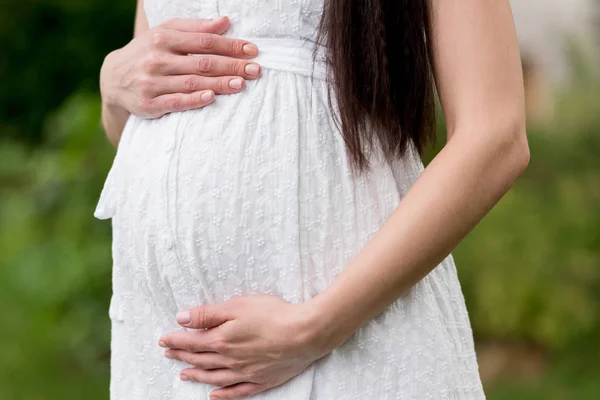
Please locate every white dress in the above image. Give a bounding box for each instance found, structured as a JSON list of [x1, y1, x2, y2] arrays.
[[94, 1, 486, 399]]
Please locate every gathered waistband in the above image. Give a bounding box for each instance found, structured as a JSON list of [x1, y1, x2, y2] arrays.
[[225, 37, 328, 80]]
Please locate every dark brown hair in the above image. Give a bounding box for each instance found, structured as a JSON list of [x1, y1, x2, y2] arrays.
[[316, 0, 436, 172]]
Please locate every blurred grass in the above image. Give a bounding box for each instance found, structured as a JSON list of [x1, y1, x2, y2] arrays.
[[1, 54, 599, 400]]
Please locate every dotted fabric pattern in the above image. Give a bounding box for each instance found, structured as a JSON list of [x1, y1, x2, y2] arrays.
[[95, 1, 486, 399]]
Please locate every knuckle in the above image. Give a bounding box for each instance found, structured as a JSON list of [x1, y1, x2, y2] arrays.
[[183, 76, 200, 91], [187, 342, 202, 353], [231, 60, 246, 75], [199, 34, 216, 50], [228, 40, 244, 55], [188, 92, 203, 108], [137, 97, 154, 114], [208, 378, 224, 386], [150, 30, 168, 48], [165, 96, 182, 110], [192, 362, 205, 370], [243, 368, 259, 382], [186, 371, 201, 383], [165, 349, 179, 361], [190, 357, 205, 368], [195, 57, 214, 73], [217, 78, 230, 93], [213, 339, 229, 353], [141, 53, 163, 73], [228, 359, 245, 371], [136, 76, 154, 94], [213, 377, 230, 387], [194, 306, 208, 327]]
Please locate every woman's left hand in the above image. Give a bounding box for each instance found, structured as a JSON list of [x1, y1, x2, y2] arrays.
[[159, 295, 327, 400]]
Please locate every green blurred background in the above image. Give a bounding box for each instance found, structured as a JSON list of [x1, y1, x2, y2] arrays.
[[0, 1, 599, 399]]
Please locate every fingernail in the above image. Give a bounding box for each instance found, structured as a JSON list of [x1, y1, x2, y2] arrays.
[[164, 350, 173, 359], [201, 91, 214, 102], [158, 340, 167, 348], [180, 373, 190, 381], [242, 43, 258, 56], [228, 78, 244, 90], [245, 63, 260, 76], [176, 310, 191, 324]]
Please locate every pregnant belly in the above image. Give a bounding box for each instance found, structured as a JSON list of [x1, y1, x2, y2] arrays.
[[97, 66, 409, 323]]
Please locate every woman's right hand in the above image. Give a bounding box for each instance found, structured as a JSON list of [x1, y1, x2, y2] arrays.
[[100, 16, 261, 119]]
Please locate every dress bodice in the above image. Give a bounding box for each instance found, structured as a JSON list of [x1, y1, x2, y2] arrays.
[[144, 0, 324, 42]]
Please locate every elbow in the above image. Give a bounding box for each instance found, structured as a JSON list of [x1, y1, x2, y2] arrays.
[[462, 113, 530, 183], [481, 115, 529, 188], [450, 106, 530, 190], [506, 118, 530, 180], [517, 137, 530, 176]]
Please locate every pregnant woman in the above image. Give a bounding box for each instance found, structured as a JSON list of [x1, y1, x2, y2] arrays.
[[96, 0, 528, 399]]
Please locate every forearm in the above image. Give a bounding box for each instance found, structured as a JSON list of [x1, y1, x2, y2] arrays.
[[302, 126, 529, 354], [101, 100, 130, 147]]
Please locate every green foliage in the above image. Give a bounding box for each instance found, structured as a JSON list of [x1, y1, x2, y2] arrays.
[[0, 0, 134, 143], [457, 130, 600, 349], [0, 92, 115, 400]]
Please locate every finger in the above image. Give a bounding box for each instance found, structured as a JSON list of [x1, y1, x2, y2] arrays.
[[176, 303, 234, 329], [167, 31, 258, 58], [160, 329, 222, 353], [160, 16, 231, 35], [209, 382, 266, 400], [153, 75, 247, 96], [162, 55, 261, 79], [165, 349, 233, 370], [180, 367, 247, 387], [148, 90, 215, 117]]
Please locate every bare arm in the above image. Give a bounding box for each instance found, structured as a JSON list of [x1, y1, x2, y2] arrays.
[[100, 0, 149, 146], [303, 0, 530, 352], [134, 0, 149, 38], [157, 2, 529, 399]]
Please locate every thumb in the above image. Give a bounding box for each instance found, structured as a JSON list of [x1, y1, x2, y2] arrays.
[[176, 303, 232, 329], [161, 16, 230, 35]]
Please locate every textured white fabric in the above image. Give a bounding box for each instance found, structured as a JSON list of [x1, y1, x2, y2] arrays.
[[95, 1, 486, 399]]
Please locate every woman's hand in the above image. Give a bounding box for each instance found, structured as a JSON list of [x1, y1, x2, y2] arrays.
[[100, 16, 261, 119], [159, 295, 327, 400]]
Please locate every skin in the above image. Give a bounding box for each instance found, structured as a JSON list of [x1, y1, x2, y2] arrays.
[[108, 0, 530, 399], [100, 0, 262, 147]]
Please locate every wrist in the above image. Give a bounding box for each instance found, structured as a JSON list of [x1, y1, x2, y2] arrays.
[[102, 100, 129, 120], [294, 294, 356, 357], [101, 97, 129, 148], [100, 50, 125, 111]]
